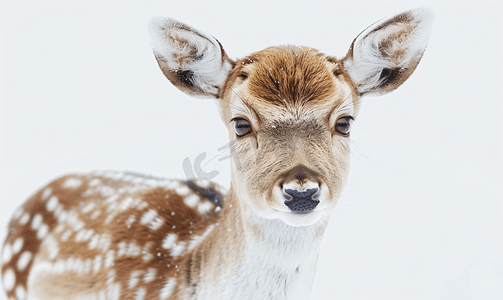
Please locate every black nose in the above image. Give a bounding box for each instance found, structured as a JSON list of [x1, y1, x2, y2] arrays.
[[283, 188, 320, 213]]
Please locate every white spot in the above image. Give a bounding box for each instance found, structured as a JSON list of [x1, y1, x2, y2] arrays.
[[142, 252, 153, 262], [137, 202, 149, 210], [31, 214, 42, 230], [100, 186, 116, 198], [198, 201, 213, 214], [119, 197, 133, 211], [44, 236, 60, 260], [12, 208, 24, 220], [68, 257, 85, 274], [2, 268, 15, 291], [117, 242, 127, 257], [162, 234, 178, 249], [197, 180, 210, 188], [75, 229, 94, 242], [128, 270, 142, 289], [104, 195, 119, 204], [61, 230, 72, 242], [12, 238, 23, 254], [106, 270, 121, 300], [140, 209, 157, 225], [82, 202, 96, 214], [135, 287, 146, 300], [149, 217, 164, 230], [106, 268, 116, 285], [37, 224, 49, 239], [41, 187, 52, 200], [184, 195, 199, 208], [83, 258, 92, 274], [90, 210, 101, 220], [160, 278, 177, 299], [89, 178, 101, 187], [214, 206, 221, 213], [98, 234, 112, 252], [64, 257, 74, 272], [19, 213, 30, 225], [2, 244, 12, 264], [71, 258, 86, 274], [175, 186, 190, 196], [127, 241, 141, 257], [170, 241, 186, 258], [54, 224, 65, 234], [15, 285, 26, 300], [143, 268, 157, 283], [54, 205, 63, 218], [89, 234, 99, 249], [82, 229, 95, 240], [141, 243, 153, 262], [106, 202, 118, 214], [104, 250, 115, 268], [62, 178, 82, 189], [140, 209, 164, 230], [17, 251, 32, 271], [125, 215, 136, 228], [130, 198, 142, 208], [93, 255, 102, 274]]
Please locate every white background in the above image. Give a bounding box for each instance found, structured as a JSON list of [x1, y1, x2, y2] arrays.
[[1, 0, 502, 299]]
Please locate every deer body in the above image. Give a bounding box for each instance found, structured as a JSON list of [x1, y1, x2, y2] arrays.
[[2, 172, 320, 300], [2, 8, 434, 300]]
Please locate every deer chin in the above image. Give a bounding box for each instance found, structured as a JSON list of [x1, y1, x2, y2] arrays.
[[276, 210, 325, 227], [259, 207, 326, 227]]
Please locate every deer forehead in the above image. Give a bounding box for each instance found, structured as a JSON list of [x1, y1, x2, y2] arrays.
[[221, 45, 357, 124]]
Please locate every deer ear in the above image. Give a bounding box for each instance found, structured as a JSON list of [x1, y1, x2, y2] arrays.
[[343, 7, 434, 97], [147, 17, 234, 98]]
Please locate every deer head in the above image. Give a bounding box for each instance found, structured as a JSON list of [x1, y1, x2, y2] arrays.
[[147, 8, 434, 227]]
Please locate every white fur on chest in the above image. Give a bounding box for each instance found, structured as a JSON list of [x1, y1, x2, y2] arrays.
[[200, 218, 323, 300]]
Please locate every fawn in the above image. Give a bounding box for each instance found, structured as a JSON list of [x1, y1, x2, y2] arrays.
[[1, 7, 433, 300]]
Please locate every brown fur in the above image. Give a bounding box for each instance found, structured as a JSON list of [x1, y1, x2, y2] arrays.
[[221, 45, 351, 109], [2, 173, 226, 299]]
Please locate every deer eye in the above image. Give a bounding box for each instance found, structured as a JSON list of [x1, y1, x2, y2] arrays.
[[334, 116, 353, 136], [233, 118, 253, 137]]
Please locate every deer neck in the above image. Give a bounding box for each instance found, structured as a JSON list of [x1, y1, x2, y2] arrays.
[[197, 186, 327, 300]]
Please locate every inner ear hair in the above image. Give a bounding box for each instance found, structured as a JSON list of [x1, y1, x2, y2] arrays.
[[343, 7, 434, 97], [148, 17, 234, 99]]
